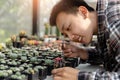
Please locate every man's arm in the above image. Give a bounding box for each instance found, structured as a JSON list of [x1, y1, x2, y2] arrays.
[[80, 47, 103, 65], [78, 69, 120, 80]]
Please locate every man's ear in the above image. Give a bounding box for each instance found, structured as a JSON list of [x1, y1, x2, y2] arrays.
[[78, 6, 88, 18]]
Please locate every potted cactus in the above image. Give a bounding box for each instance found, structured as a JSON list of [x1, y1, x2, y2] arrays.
[[34, 66, 47, 80], [22, 68, 39, 80], [0, 59, 6, 64], [44, 59, 54, 75], [0, 65, 8, 70], [21, 56, 28, 63], [19, 30, 27, 41], [0, 71, 9, 79], [8, 53, 18, 60], [7, 70, 13, 75], [0, 53, 5, 59], [8, 60, 18, 67], [9, 72, 26, 80], [30, 57, 38, 64]]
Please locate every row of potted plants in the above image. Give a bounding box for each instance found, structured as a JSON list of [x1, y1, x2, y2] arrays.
[[0, 31, 80, 80]]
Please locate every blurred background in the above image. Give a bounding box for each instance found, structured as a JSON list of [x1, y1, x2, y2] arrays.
[[0, 0, 96, 43]]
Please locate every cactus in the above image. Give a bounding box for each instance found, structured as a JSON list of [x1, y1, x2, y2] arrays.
[[0, 65, 8, 70], [10, 74, 26, 80], [21, 56, 27, 62], [44, 23, 50, 35], [44, 59, 54, 66], [56, 27, 61, 39], [0, 53, 5, 59], [7, 70, 13, 75], [0, 59, 6, 64], [5, 39, 13, 49], [9, 53, 18, 59], [30, 57, 37, 63], [0, 71, 9, 78]]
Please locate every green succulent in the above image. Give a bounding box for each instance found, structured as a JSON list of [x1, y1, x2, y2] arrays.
[[28, 64, 33, 67], [23, 69, 30, 74], [7, 70, 13, 75], [17, 75, 26, 80], [10, 75, 18, 79], [0, 59, 6, 64], [44, 59, 54, 65], [16, 72, 21, 76], [10, 60, 17, 66], [5, 39, 13, 49], [17, 53, 22, 58], [10, 72, 26, 80], [0, 53, 5, 59], [10, 67, 21, 72], [21, 56, 27, 62], [0, 71, 8, 77], [21, 63, 31, 69], [10, 74, 25, 80], [28, 52, 34, 57], [9, 53, 18, 59], [34, 66, 44, 70], [19, 66, 24, 71], [30, 57, 37, 63], [33, 51, 39, 56], [0, 65, 8, 70], [24, 68, 34, 74], [17, 61, 21, 65], [34, 67, 39, 72]]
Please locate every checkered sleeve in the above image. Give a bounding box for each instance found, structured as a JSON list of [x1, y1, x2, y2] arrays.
[[78, 69, 120, 80], [85, 48, 103, 65], [106, 0, 120, 51], [105, 0, 120, 64]]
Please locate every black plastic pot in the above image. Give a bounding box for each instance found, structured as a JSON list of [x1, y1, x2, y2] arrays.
[[46, 65, 54, 75], [28, 72, 39, 80], [13, 42, 22, 48], [38, 67, 47, 80]]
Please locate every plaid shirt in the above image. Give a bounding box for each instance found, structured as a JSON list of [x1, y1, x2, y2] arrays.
[[78, 0, 120, 80]]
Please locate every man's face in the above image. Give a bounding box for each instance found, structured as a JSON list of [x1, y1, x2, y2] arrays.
[[56, 11, 95, 44]]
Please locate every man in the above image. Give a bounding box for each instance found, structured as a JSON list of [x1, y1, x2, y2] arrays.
[[49, 0, 120, 80]]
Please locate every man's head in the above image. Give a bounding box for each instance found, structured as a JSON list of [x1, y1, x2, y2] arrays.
[[50, 0, 98, 44]]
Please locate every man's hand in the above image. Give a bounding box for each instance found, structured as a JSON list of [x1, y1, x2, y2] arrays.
[[52, 67, 79, 80], [62, 42, 88, 60]]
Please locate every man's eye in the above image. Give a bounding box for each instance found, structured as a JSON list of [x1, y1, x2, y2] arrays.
[[66, 24, 71, 31], [67, 27, 70, 31], [61, 33, 64, 35], [64, 34, 68, 37], [61, 33, 68, 37]]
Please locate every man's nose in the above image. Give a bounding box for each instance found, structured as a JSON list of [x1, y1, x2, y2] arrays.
[[67, 34, 74, 41]]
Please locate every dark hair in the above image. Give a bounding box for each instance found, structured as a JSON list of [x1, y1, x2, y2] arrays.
[[49, 0, 94, 26]]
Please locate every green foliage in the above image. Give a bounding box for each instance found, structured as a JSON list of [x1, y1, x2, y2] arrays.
[[44, 59, 54, 65], [0, 53, 5, 59], [9, 53, 18, 59], [56, 27, 61, 38], [30, 57, 37, 63], [0, 65, 8, 70], [21, 56, 27, 62], [7, 70, 13, 75], [0, 71, 8, 77]]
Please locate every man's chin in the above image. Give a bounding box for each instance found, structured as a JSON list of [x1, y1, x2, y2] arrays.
[[83, 40, 91, 45], [79, 40, 90, 45]]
